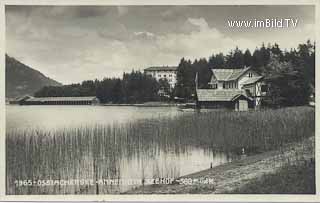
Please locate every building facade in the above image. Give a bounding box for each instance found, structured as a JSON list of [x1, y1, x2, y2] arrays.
[[196, 67, 266, 111], [144, 66, 178, 89]]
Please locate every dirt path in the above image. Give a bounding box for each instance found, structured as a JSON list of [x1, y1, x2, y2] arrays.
[[124, 136, 314, 194]]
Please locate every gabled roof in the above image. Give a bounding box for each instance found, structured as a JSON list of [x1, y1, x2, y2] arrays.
[[242, 76, 264, 86], [196, 89, 252, 102], [14, 95, 34, 101], [144, 66, 177, 71], [211, 67, 251, 81], [231, 94, 254, 101]]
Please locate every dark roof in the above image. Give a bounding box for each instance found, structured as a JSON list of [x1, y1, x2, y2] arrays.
[[242, 76, 264, 86], [211, 67, 251, 81], [144, 66, 178, 71], [14, 95, 34, 101], [26, 96, 98, 102], [197, 89, 252, 102]]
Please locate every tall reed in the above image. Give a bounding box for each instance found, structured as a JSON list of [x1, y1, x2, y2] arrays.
[[6, 106, 314, 194]]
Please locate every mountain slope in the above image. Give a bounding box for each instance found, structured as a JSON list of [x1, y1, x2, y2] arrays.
[[5, 54, 62, 98]]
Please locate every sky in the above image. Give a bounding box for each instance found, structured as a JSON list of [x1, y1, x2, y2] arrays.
[[6, 5, 315, 84]]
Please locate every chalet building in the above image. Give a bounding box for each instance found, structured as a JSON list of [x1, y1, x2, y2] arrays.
[[18, 96, 100, 105], [144, 66, 178, 89], [196, 67, 266, 111]]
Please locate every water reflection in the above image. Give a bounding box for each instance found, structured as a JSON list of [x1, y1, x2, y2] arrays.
[[6, 105, 185, 131], [6, 105, 235, 194]]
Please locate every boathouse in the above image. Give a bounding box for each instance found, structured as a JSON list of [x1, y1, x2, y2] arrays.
[[196, 89, 254, 111], [21, 96, 100, 105]]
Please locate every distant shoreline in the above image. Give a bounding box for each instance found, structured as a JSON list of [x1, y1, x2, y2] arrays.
[[102, 102, 179, 107], [6, 101, 196, 108]]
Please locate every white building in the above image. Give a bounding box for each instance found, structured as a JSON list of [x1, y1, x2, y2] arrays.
[[144, 66, 178, 88]]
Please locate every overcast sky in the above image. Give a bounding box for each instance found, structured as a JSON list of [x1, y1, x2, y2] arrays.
[[6, 5, 315, 84]]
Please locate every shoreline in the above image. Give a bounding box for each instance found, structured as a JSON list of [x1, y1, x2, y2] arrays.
[[6, 102, 186, 107], [124, 136, 314, 194], [101, 102, 179, 107]]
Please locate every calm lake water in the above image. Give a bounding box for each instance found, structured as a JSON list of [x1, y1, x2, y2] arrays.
[[6, 105, 234, 194], [6, 105, 186, 131]]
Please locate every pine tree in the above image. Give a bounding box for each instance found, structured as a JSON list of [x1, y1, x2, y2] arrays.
[[243, 49, 252, 67], [209, 53, 225, 69]]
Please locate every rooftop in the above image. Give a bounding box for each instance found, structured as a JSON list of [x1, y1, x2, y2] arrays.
[[144, 66, 178, 71], [13, 95, 33, 101], [212, 67, 251, 81], [26, 96, 98, 102], [196, 89, 252, 102], [242, 76, 264, 86]]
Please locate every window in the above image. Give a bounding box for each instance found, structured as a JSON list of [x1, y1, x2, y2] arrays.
[[248, 72, 253, 78], [245, 89, 252, 97], [223, 83, 226, 89], [164, 74, 166, 77], [169, 74, 172, 77], [212, 83, 218, 89], [261, 85, 267, 92]]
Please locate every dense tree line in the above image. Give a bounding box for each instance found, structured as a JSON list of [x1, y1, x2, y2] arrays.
[[262, 41, 315, 107], [174, 40, 315, 106], [35, 40, 314, 106], [35, 71, 165, 103]]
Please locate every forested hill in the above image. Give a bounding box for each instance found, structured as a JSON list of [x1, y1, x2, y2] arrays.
[[5, 54, 62, 98]]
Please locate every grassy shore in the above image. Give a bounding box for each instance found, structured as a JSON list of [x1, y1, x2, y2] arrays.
[[6, 106, 314, 194], [229, 161, 315, 194], [126, 136, 315, 194]]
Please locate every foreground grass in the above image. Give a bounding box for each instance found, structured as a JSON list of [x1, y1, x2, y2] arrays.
[[6, 106, 315, 194], [126, 136, 315, 194], [229, 161, 315, 194]]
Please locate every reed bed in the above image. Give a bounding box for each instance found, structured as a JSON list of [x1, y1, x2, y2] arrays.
[[6, 106, 314, 194]]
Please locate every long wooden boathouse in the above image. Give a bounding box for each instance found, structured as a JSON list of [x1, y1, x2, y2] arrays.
[[16, 96, 100, 105]]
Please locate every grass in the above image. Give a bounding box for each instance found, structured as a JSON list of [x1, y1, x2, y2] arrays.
[[6, 106, 315, 194], [229, 161, 315, 194]]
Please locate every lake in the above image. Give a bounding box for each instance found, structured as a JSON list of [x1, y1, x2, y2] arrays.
[[6, 105, 234, 194], [6, 105, 187, 131]]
